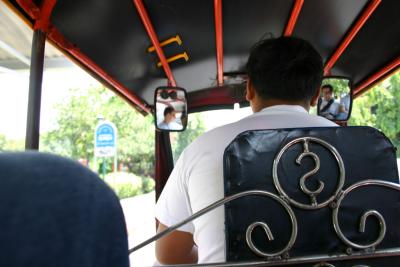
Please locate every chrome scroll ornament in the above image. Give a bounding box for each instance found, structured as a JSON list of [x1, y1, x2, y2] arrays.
[[332, 180, 400, 250], [244, 192, 298, 258], [273, 137, 345, 209]]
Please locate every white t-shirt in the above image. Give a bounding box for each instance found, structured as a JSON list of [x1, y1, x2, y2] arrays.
[[319, 99, 340, 119], [155, 105, 337, 263], [158, 120, 182, 130]]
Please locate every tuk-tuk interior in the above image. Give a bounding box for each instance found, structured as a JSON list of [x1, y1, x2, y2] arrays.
[[1, 0, 400, 266]]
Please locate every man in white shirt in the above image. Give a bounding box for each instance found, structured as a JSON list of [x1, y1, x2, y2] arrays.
[[155, 36, 337, 264]]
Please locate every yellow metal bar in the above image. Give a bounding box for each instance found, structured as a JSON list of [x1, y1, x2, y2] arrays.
[[157, 52, 189, 68], [148, 35, 182, 53]]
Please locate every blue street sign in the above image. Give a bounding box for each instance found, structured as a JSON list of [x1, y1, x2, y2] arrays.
[[94, 121, 117, 157]]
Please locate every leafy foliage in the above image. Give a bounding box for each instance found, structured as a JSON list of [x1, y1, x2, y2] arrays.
[[105, 172, 142, 199], [171, 113, 206, 161], [0, 134, 24, 151], [105, 172, 155, 199], [322, 77, 351, 97], [40, 86, 155, 177], [0, 134, 6, 149], [349, 72, 400, 156], [142, 175, 156, 193]]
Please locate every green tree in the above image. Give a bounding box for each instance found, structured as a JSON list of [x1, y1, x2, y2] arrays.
[[103, 93, 155, 177], [172, 113, 206, 160], [41, 86, 155, 177], [349, 72, 400, 156], [0, 134, 24, 151], [0, 134, 7, 150], [322, 77, 350, 97], [41, 87, 105, 159]]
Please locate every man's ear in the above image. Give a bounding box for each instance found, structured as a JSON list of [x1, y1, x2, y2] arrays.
[[310, 87, 321, 107], [246, 79, 255, 102]]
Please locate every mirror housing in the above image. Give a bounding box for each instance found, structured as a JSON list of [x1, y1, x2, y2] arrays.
[[154, 86, 188, 132], [317, 76, 353, 122]]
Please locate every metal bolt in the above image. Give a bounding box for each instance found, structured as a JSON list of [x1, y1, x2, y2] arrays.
[[282, 252, 290, 259]]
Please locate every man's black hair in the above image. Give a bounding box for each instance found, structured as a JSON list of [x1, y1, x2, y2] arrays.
[[246, 36, 323, 101], [163, 106, 175, 116], [321, 84, 333, 93]]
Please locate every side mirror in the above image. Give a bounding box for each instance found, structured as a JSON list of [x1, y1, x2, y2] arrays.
[[317, 77, 353, 121], [154, 86, 188, 132]]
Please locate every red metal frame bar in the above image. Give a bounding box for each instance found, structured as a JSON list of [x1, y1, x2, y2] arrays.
[[16, 0, 40, 19], [13, 0, 151, 114], [214, 0, 224, 86], [283, 0, 304, 36], [324, 0, 381, 75], [48, 28, 151, 113], [155, 131, 174, 200], [69, 50, 151, 113], [353, 56, 400, 97], [34, 0, 57, 31], [133, 0, 177, 87]]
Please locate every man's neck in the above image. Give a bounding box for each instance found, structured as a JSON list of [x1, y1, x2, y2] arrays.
[[252, 98, 310, 113]]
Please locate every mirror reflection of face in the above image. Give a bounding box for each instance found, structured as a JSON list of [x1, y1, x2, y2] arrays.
[[322, 87, 333, 101], [164, 109, 176, 123]]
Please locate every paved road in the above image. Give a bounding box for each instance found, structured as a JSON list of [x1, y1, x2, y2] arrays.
[[120, 192, 158, 267]]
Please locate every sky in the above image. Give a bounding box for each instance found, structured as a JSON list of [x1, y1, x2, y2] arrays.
[[0, 67, 100, 139]]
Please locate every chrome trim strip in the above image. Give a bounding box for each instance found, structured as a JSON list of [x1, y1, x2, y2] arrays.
[[312, 263, 335, 267], [154, 248, 400, 267]]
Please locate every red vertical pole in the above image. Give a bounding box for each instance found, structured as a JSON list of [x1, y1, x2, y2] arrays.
[[155, 131, 174, 200], [214, 0, 224, 86]]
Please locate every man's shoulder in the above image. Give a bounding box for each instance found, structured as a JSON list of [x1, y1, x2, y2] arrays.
[[189, 121, 241, 148], [308, 115, 338, 126], [183, 111, 337, 157], [182, 119, 252, 159]]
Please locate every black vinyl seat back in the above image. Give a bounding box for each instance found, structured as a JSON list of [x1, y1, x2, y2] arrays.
[[0, 152, 129, 267], [224, 126, 400, 266]]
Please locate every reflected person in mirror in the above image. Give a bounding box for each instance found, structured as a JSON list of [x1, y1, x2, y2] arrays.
[[318, 84, 340, 120], [158, 106, 182, 130]]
